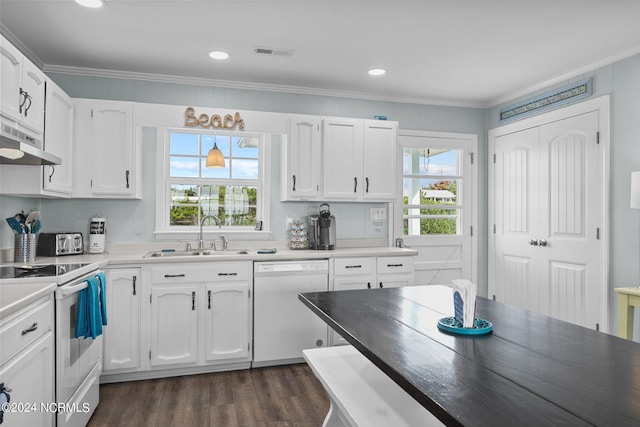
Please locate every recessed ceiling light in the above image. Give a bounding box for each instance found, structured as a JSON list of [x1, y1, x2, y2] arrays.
[[75, 0, 104, 8], [209, 51, 230, 60], [368, 68, 386, 76]]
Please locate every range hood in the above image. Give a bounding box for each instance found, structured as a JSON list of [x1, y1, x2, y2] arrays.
[[0, 123, 61, 166]]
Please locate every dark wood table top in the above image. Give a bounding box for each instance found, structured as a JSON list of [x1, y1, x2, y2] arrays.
[[299, 285, 640, 427]]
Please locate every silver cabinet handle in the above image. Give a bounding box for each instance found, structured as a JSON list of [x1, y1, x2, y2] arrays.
[[22, 322, 38, 335]]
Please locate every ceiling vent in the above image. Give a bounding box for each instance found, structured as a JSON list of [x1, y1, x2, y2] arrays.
[[253, 46, 294, 57]]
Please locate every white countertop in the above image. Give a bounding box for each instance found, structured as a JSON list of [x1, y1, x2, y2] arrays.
[[0, 243, 417, 318], [0, 281, 57, 320]]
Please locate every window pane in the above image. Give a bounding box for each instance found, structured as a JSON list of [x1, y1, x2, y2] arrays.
[[202, 135, 230, 157], [170, 156, 200, 177], [170, 133, 199, 155], [404, 207, 460, 236], [201, 160, 230, 178], [233, 137, 259, 158], [170, 185, 200, 226], [232, 159, 259, 179], [403, 148, 460, 176]]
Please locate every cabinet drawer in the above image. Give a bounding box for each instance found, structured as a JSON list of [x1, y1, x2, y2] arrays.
[[333, 258, 376, 276], [151, 262, 251, 283], [376, 257, 414, 275], [0, 296, 53, 364]]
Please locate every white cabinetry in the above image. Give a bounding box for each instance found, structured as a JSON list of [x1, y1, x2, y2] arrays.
[[0, 294, 54, 427], [0, 35, 46, 136], [149, 262, 251, 369], [322, 118, 398, 201], [280, 115, 322, 201], [0, 79, 74, 197], [330, 256, 414, 345], [103, 268, 141, 373], [72, 99, 141, 198]]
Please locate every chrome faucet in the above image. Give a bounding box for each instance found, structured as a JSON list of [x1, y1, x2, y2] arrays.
[[199, 215, 222, 249]]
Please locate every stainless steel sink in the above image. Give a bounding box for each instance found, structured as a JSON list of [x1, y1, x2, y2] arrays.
[[143, 249, 250, 258]]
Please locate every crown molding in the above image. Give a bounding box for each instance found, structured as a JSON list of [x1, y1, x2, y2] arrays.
[[42, 64, 487, 109]]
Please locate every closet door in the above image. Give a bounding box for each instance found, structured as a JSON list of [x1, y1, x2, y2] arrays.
[[538, 111, 600, 327], [492, 126, 541, 312], [490, 110, 601, 330]]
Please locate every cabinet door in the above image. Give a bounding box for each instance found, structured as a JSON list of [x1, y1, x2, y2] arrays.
[[323, 119, 363, 200], [103, 268, 140, 372], [204, 282, 250, 362], [282, 115, 322, 200], [91, 103, 134, 196], [363, 121, 397, 200], [43, 81, 74, 194], [20, 61, 46, 135], [377, 275, 413, 288], [150, 285, 198, 367], [0, 37, 22, 123], [0, 333, 54, 427]]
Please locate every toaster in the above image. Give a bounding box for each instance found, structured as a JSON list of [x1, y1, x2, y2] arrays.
[[37, 232, 84, 256]]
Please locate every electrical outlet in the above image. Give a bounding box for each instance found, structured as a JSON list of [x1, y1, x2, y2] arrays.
[[370, 207, 387, 220]]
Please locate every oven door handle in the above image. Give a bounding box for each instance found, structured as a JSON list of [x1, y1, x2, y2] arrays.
[[60, 281, 89, 297]]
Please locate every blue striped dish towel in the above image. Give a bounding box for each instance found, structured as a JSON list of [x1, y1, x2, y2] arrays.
[[75, 272, 108, 339]]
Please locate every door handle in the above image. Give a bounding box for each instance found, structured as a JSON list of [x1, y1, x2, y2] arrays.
[[192, 291, 196, 310], [528, 239, 539, 246], [21, 322, 38, 336], [365, 177, 370, 193], [354, 177, 358, 192], [538, 239, 547, 247], [292, 175, 296, 191], [208, 290, 212, 309]]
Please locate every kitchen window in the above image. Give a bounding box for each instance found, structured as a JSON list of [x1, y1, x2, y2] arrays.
[[155, 129, 271, 238]]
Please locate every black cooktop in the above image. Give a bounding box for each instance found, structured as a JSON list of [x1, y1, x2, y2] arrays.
[[0, 263, 91, 280]]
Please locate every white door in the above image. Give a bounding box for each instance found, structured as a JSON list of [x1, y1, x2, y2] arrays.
[[103, 268, 140, 371], [204, 283, 250, 362], [43, 81, 74, 195], [92, 103, 133, 195], [20, 61, 46, 135], [150, 285, 198, 366], [286, 115, 322, 199], [490, 109, 603, 330], [396, 130, 477, 286], [363, 121, 397, 201], [0, 37, 22, 123], [323, 118, 363, 200]]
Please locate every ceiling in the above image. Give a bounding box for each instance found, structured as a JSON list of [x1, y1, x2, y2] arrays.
[[2, 0, 640, 108]]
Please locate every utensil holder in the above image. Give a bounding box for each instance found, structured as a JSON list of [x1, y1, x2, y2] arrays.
[[14, 234, 37, 263]]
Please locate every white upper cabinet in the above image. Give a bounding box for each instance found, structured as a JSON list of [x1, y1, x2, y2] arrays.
[[72, 99, 141, 198], [281, 115, 322, 201], [362, 120, 397, 201], [0, 35, 46, 136], [322, 117, 398, 202], [322, 118, 364, 200], [42, 80, 74, 195], [0, 79, 73, 198]]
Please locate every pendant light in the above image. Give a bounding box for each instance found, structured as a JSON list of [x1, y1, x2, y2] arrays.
[[206, 138, 225, 168]]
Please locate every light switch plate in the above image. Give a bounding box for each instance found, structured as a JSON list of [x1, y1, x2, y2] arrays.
[[370, 207, 387, 220]]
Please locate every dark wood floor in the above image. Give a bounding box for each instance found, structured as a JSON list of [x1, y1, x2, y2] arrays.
[[87, 364, 330, 427]]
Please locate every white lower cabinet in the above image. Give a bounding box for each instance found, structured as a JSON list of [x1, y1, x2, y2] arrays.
[[331, 256, 414, 345], [103, 268, 141, 373], [149, 262, 252, 369], [0, 295, 54, 427]]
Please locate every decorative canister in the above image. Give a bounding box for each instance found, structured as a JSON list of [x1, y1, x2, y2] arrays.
[[14, 234, 37, 263]]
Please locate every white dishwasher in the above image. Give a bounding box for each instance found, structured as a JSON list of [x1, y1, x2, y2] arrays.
[[253, 260, 329, 367]]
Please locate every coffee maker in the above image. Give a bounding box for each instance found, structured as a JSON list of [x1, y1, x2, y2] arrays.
[[309, 203, 336, 250]]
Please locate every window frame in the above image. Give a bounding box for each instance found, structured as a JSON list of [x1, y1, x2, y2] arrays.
[[154, 127, 272, 240]]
